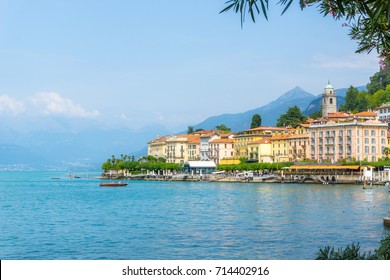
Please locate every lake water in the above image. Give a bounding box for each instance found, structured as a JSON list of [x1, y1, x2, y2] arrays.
[[0, 171, 389, 260]]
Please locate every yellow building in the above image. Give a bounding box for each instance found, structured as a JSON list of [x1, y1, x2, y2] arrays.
[[270, 134, 290, 162], [287, 133, 309, 162], [247, 138, 273, 163], [147, 136, 168, 159], [234, 126, 286, 158]]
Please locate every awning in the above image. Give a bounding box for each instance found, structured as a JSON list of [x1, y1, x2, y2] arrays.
[[288, 165, 363, 170]]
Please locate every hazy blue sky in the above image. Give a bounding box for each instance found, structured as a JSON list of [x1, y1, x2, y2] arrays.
[[0, 0, 380, 130]]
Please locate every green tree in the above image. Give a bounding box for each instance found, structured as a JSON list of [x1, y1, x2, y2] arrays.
[[369, 85, 390, 108], [339, 86, 359, 112], [276, 106, 307, 128], [250, 113, 262, 128], [221, 0, 390, 58], [308, 110, 322, 119], [187, 126, 194, 134], [367, 65, 390, 94], [383, 147, 390, 160], [215, 124, 231, 132], [355, 91, 370, 111]]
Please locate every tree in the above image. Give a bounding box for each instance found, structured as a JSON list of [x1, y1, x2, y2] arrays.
[[215, 124, 231, 132], [367, 66, 390, 94], [250, 113, 262, 128], [220, 0, 390, 59], [369, 85, 390, 108], [383, 147, 390, 160], [187, 126, 194, 134], [308, 110, 322, 119], [339, 86, 359, 112], [276, 106, 307, 128]]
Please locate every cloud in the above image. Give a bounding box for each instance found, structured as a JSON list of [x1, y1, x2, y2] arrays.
[[309, 52, 378, 70], [30, 92, 100, 118], [0, 95, 26, 116]]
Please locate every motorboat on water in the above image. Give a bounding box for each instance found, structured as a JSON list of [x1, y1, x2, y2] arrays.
[[99, 182, 128, 187]]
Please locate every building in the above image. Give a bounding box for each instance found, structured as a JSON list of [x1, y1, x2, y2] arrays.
[[270, 134, 290, 162], [209, 135, 235, 164], [309, 112, 388, 162], [147, 136, 168, 159], [377, 102, 390, 128], [199, 131, 232, 161], [322, 82, 337, 117], [247, 138, 273, 163], [234, 126, 287, 158]]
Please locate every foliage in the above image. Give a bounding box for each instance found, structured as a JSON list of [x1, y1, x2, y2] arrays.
[[217, 161, 293, 171], [188, 126, 194, 134], [101, 154, 182, 172], [369, 85, 390, 108], [315, 235, 390, 260], [383, 147, 390, 160], [367, 66, 390, 94], [276, 106, 307, 128], [315, 243, 368, 260], [308, 110, 322, 119], [250, 113, 262, 128], [215, 124, 231, 132], [220, 0, 390, 58]]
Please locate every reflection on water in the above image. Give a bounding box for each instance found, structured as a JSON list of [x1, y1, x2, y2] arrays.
[[0, 172, 389, 259]]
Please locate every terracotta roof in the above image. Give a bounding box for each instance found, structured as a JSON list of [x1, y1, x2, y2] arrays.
[[248, 139, 271, 145], [326, 112, 351, 119], [209, 138, 234, 143], [353, 111, 376, 117], [270, 134, 289, 141], [244, 126, 287, 132], [287, 133, 309, 139], [148, 136, 168, 144]]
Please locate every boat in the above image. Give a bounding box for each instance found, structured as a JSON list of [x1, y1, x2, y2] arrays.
[[99, 182, 128, 187]]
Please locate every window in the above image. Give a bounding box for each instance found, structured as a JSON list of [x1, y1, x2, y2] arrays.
[[339, 130, 343, 136], [371, 138, 376, 144], [372, 156, 376, 162], [365, 146, 369, 153], [372, 146, 376, 153], [364, 138, 369, 144], [357, 146, 360, 153], [364, 130, 369, 136], [381, 130, 386, 137], [347, 130, 352, 136], [382, 138, 386, 144], [371, 130, 376, 136], [330, 98, 333, 104]]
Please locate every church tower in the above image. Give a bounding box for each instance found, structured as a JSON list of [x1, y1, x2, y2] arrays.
[[322, 81, 337, 117]]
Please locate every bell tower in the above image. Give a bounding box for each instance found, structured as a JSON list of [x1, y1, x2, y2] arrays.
[[322, 81, 337, 117]]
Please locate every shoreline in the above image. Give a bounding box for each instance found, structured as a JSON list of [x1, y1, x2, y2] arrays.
[[100, 173, 389, 186]]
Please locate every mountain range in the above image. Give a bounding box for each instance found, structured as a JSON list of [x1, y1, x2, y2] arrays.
[[0, 85, 365, 170]]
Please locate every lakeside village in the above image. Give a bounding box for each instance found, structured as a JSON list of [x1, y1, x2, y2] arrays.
[[102, 83, 390, 188]]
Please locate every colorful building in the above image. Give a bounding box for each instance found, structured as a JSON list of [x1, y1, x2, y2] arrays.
[[147, 136, 167, 159], [309, 112, 388, 162], [234, 126, 286, 158]]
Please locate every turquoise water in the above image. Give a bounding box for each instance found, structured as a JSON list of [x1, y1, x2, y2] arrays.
[[0, 171, 389, 260]]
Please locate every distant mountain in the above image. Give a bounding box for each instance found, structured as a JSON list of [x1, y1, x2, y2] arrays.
[[0, 119, 169, 170], [303, 86, 366, 116], [193, 87, 316, 132]]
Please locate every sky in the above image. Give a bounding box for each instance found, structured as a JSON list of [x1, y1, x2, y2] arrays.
[[0, 0, 380, 131]]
